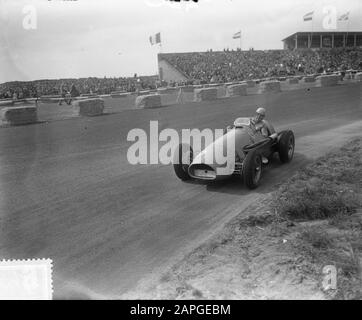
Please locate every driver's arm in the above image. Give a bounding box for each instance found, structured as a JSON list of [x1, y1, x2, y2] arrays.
[[262, 120, 276, 137]]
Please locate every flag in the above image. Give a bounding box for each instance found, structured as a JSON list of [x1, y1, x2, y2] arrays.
[[149, 32, 161, 45], [233, 31, 241, 39], [303, 11, 314, 21], [338, 11, 350, 21]]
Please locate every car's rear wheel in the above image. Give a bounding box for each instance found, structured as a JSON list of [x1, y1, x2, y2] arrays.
[[242, 149, 263, 189], [278, 130, 295, 163], [173, 143, 193, 181]]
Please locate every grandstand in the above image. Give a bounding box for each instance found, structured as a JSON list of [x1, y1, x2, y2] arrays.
[[158, 47, 362, 84], [157, 28, 362, 84], [2, 37, 362, 98]]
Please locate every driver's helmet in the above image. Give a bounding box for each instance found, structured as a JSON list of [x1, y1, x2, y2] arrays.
[[256, 107, 266, 116]]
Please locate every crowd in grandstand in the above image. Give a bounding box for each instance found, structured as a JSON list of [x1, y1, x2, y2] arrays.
[[0, 75, 159, 99], [1, 48, 362, 99], [162, 47, 362, 83]]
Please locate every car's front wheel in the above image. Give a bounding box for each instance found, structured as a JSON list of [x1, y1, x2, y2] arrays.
[[278, 130, 295, 163], [242, 149, 263, 189]]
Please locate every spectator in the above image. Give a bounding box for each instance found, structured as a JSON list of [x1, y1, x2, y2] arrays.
[[160, 47, 362, 83], [1, 47, 361, 98], [70, 83, 80, 97]]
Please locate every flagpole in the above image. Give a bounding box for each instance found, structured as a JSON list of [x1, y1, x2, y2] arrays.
[[347, 15, 350, 46], [303, 12, 314, 48], [311, 16, 314, 48], [159, 32, 162, 53], [240, 30, 242, 50]]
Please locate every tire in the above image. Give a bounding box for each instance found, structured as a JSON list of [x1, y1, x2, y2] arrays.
[[173, 144, 193, 181], [278, 130, 295, 163], [242, 149, 263, 189]]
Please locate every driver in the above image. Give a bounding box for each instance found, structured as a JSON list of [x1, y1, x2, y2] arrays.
[[250, 107, 276, 164], [250, 107, 275, 138]]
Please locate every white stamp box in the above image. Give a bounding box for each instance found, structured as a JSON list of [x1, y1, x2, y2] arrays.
[[0, 259, 53, 300]]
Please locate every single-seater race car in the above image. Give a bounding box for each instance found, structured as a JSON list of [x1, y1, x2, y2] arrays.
[[173, 117, 295, 189]]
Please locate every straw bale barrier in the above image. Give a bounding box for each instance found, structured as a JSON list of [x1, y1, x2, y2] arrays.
[[226, 84, 248, 97], [288, 78, 299, 85], [245, 80, 256, 88], [303, 76, 316, 83], [135, 94, 162, 109], [259, 80, 281, 93], [0, 100, 14, 107], [73, 98, 104, 116], [355, 73, 362, 81], [317, 74, 340, 87], [194, 88, 218, 102], [1, 106, 38, 125]]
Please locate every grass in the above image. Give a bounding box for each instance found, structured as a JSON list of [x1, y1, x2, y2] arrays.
[[299, 228, 334, 250], [274, 138, 362, 221], [271, 138, 362, 299]]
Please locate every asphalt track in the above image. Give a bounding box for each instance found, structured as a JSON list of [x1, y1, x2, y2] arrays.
[[0, 83, 361, 298]]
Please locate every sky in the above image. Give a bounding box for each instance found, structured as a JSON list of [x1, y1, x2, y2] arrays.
[[0, 0, 361, 83]]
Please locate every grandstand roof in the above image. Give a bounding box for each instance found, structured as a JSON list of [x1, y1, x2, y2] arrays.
[[282, 31, 362, 49], [282, 31, 362, 42]]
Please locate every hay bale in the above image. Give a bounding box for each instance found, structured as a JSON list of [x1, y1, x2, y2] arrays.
[[245, 80, 256, 88], [317, 74, 340, 87], [0, 100, 14, 107], [1, 106, 38, 125], [73, 98, 104, 116], [355, 73, 362, 81], [14, 99, 37, 105], [259, 80, 281, 93], [344, 73, 354, 80], [226, 84, 248, 97], [303, 76, 316, 83], [288, 77, 299, 85], [194, 88, 218, 102], [135, 94, 162, 109]]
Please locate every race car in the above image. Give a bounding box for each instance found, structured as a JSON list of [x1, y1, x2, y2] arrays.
[[173, 117, 295, 189]]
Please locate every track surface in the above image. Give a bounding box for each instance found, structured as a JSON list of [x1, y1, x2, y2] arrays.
[[0, 83, 361, 298]]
